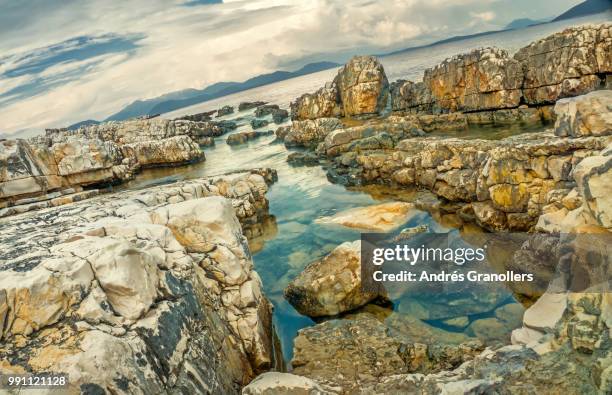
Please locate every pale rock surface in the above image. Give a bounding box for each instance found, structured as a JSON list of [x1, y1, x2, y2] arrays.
[[315, 202, 415, 232], [284, 240, 383, 317]]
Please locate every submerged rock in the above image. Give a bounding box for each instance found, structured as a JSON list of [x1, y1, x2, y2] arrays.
[[239, 101, 267, 111], [251, 119, 270, 129], [287, 152, 320, 167], [315, 202, 415, 232], [284, 240, 383, 317], [227, 130, 274, 145]]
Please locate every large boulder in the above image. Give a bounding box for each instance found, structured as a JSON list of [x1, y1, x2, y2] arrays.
[[423, 47, 523, 113], [290, 56, 389, 120], [284, 240, 382, 317], [554, 90, 612, 138], [514, 23, 611, 104], [334, 55, 389, 117]]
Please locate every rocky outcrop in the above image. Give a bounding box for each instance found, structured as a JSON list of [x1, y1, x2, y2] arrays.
[[254, 105, 289, 124], [514, 24, 611, 105], [0, 169, 280, 394], [290, 83, 343, 121], [227, 131, 274, 146], [291, 309, 484, 392], [284, 241, 383, 317], [284, 118, 343, 148], [0, 118, 213, 215], [324, 92, 611, 231], [390, 23, 611, 116], [423, 48, 523, 112], [239, 101, 267, 111], [241, 372, 333, 395], [554, 90, 612, 138], [217, 105, 235, 117], [175, 110, 216, 122], [334, 56, 389, 117], [290, 56, 388, 120]]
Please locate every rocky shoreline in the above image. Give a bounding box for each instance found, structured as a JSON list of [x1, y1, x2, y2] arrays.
[[241, 23, 612, 394], [0, 168, 281, 393], [0, 21, 610, 395]]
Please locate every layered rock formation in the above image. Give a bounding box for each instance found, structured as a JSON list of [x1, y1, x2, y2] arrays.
[[290, 56, 388, 121], [515, 23, 611, 105], [0, 117, 231, 216], [0, 169, 280, 394], [423, 48, 523, 112], [390, 23, 611, 115], [325, 90, 611, 231]]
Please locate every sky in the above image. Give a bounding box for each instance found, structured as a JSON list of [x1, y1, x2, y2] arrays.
[[0, 0, 585, 137]]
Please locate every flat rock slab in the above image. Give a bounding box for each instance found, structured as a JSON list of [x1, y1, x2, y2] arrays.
[[315, 202, 415, 232]]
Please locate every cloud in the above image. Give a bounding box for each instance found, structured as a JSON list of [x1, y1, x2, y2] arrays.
[[0, 0, 586, 137], [470, 11, 496, 22]]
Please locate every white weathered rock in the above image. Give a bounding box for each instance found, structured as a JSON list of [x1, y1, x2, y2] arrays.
[[242, 372, 332, 395], [554, 90, 612, 138]]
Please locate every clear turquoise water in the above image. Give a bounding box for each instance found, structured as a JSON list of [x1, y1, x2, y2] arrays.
[[118, 108, 533, 364]]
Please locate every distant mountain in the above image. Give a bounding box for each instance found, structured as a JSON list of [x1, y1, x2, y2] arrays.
[[105, 89, 202, 121], [504, 18, 549, 30], [104, 61, 340, 121], [67, 119, 100, 130], [552, 0, 611, 22]]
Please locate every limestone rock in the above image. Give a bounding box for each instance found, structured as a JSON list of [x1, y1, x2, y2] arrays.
[[242, 372, 332, 395], [315, 202, 415, 232], [333, 55, 389, 117], [290, 83, 343, 121], [284, 118, 343, 148], [554, 90, 612, 138], [227, 131, 274, 145], [423, 47, 523, 112], [0, 169, 279, 394], [291, 311, 483, 391], [514, 23, 611, 104], [284, 240, 382, 317]]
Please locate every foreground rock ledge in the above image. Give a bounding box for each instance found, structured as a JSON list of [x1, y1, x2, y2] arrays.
[[0, 168, 279, 394]]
